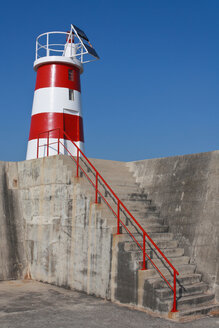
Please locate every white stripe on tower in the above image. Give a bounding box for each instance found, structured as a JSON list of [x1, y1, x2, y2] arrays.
[[32, 88, 82, 115]]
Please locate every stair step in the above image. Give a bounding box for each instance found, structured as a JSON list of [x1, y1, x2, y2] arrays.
[[106, 182, 141, 189], [144, 256, 190, 269], [106, 186, 140, 194], [107, 213, 164, 230], [123, 202, 157, 211], [120, 211, 160, 221], [137, 221, 165, 229], [120, 194, 149, 201], [130, 211, 161, 219], [140, 264, 196, 279], [130, 209, 160, 216], [124, 246, 184, 259], [100, 181, 136, 188], [149, 232, 174, 240], [94, 166, 132, 173], [137, 217, 164, 225], [149, 247, 184, 258], [151, 239, 178, 249], [123, 239, 178, 252], [93, 169, 132, 176], [156, 282, 208, 299], [130, 252, 189, 267], [179, 303, 219, 318], [117, 232, 174, 242], [73, 172, 138, 189], [150, 273, 202, 288], [177, 293, 215, 310], [122, 225, 169, 234], [119, 198, 150, 205]]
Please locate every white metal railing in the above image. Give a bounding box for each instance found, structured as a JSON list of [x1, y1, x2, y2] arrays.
[[35, 24, 99, 64]]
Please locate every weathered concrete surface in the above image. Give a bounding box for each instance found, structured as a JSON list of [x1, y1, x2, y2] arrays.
[[0, 162, 26, 280], [0, 280, 218, 328], [127, 150, 219, 300]]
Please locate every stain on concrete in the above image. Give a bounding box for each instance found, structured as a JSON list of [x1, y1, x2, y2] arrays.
[[0, 165, 23, 279], [116, 242, 138, 304]]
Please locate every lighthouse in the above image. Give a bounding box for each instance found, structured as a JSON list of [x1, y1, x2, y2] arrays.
[[26, 24, 99, 160]]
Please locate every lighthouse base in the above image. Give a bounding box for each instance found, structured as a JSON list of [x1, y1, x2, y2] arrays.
[[26, 139, 84, 160]]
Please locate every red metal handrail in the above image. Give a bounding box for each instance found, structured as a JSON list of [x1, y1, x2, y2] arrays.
[[37, 128, 179, 312]]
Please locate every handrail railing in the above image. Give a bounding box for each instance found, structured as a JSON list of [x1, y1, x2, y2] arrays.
[[35, 26, 99, 64], [37, 128, 179, 312]]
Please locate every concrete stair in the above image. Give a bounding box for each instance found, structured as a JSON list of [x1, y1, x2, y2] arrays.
[[60, 155, 219, 321]]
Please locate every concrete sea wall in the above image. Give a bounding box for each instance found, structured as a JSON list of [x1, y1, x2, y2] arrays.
[[127, 150, 219, 300], [0, 152, 218, 305]]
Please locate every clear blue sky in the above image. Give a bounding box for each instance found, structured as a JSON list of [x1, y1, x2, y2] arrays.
[[0, 0, 218, 161]]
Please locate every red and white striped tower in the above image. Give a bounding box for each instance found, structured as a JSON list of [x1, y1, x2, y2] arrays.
[[26, 25, 99, 160]]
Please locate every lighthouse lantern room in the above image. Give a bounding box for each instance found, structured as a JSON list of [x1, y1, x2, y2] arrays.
[[26, 24, 99, 160]]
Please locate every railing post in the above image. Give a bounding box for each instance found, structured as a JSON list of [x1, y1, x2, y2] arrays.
[[141, 232, 147, 270], [57, 128, 60, 155], [70, 31, 73, 57], [76, 148, 79, 177], [36, 40, 38, 60], [117, 201, 121, 235], [171, 271, 177, 312], [95, 173, 98, 203], [47, 132, 49, 157], [37, 137, 39, 159], [46, 33, 49, 56]]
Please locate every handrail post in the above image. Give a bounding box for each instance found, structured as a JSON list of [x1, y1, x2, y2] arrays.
[[141, 232, 147, 270], [37, 137, 39, 158], [57, 128, 60, 155], [95, 173, 98, 203], [117, 201, 121, 234], [47, 132, 49, 157], [171, 271, 177, 312], [76, 148, 79, 177]]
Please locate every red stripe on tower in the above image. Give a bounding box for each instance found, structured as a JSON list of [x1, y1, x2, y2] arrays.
[[29, 113, 84, 142], [35, 64, 81, 92]]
